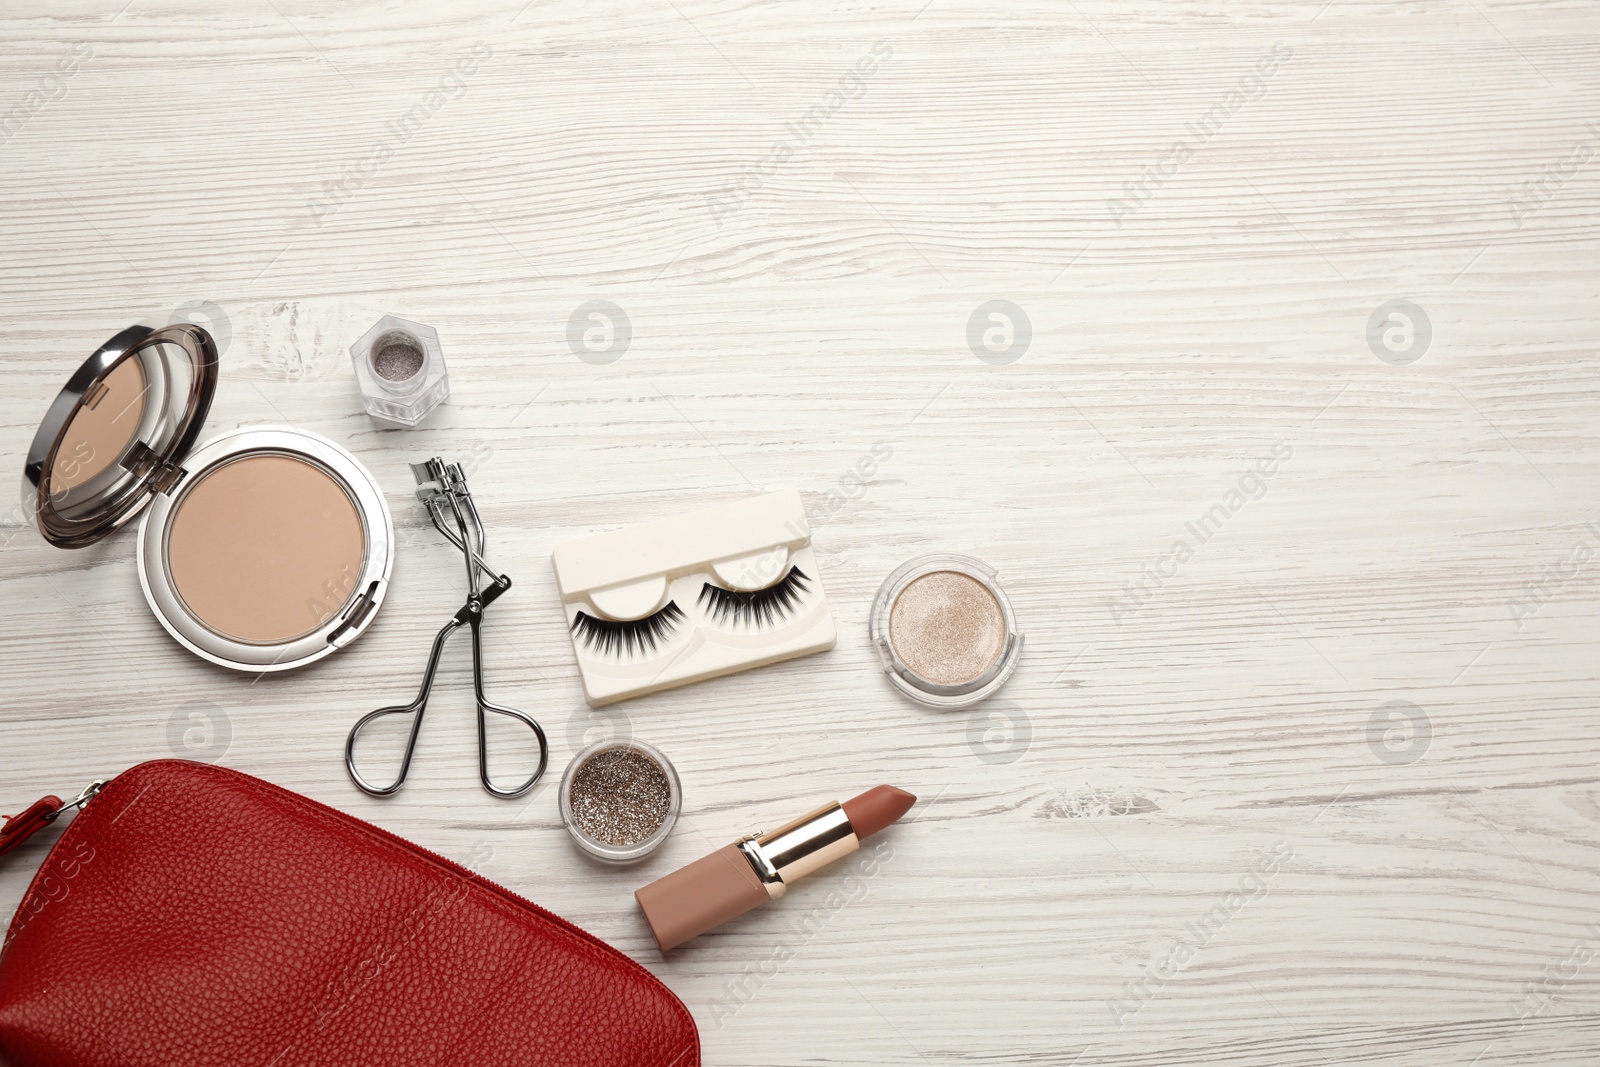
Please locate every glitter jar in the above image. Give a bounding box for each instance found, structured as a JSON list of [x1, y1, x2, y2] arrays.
[[349, 314, 450, 427], [559, 739, 682, 864], [869, 553, 1023, 709]]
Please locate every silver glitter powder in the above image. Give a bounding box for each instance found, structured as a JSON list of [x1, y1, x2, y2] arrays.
[[372, 339, 424, 382], [567, 747, 671, 847]]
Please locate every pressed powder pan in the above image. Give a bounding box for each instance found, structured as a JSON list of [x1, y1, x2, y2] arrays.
[[165, 453, 367, 644], [22, 320, 394, 672]]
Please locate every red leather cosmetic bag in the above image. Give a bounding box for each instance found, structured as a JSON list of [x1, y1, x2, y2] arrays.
[[0, 760, 699, 1067]]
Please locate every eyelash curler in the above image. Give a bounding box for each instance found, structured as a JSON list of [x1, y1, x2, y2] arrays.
[[344, 457, 549, 799]]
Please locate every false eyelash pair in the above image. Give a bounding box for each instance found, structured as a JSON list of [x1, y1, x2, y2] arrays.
[[552, 490, 836, 705], [571, 567, 811, 659]]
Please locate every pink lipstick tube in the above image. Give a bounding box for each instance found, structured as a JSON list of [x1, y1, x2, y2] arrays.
[[634, 785, 914, 952]]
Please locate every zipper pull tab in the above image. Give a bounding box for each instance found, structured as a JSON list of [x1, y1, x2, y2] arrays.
[[1, 797, 63, 858], [0, 781, 103, 859]]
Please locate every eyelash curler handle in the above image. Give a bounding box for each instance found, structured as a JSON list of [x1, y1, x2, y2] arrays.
[[345, 457, 548, 799]]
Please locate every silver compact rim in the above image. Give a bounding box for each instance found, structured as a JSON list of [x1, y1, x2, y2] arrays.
[[136, 426, 395, 673]]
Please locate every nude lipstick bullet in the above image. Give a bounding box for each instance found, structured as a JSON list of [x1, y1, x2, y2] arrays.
[[634, 784, 915, 952]]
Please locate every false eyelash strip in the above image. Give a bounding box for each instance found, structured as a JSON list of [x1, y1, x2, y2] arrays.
[[571, 602, 685, 658], [698, 567, 810, 629]]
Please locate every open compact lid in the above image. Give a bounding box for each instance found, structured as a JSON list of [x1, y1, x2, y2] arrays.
[[22, 322, 218, 548]]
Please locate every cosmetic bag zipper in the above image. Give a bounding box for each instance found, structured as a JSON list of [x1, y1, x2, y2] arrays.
[[0, 782, 101, 858]]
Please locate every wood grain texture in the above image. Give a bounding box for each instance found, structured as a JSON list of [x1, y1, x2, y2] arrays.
[[1, 0, 1598, 1064]]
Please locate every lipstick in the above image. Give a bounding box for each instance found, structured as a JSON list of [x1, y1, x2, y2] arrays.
[[634, 784, 915, 952]]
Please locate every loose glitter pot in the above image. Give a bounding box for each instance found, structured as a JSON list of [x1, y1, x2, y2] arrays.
[[559, 739, 682, 864], [869, 553, 1023, 708], [23, 319, 394, 672], [349, 315, 449, 427]]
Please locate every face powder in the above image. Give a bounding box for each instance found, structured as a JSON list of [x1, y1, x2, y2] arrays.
[[559, 739, 681, 864], [28, 321, 395, 671], [870, 554, 1023, 708], [166, 452, 366, 644]]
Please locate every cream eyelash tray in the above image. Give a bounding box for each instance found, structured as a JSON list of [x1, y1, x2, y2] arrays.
[[552, 490, 836, 706]]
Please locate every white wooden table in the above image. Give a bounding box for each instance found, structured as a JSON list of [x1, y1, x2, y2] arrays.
[[3, 2, 1598, 1063]]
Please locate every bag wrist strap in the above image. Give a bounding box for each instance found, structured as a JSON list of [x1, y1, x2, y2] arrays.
[[0, 796, 64, 858]]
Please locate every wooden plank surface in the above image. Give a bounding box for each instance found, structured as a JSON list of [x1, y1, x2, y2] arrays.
[[1, 1, 1598, 1064]]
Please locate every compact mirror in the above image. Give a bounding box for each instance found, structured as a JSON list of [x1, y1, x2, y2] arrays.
[[24, 323, 217, 548], [24, 318, 393, 673]]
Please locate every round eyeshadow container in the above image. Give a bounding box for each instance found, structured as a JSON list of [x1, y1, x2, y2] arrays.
[[869, 553, 1023, 709], [558, 739, 682, 864]]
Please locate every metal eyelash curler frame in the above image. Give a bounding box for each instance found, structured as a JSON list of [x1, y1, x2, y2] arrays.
[[344, 458, 548, 799]]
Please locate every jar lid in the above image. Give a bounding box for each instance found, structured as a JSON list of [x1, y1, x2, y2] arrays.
[[22, 322, 217, 548]]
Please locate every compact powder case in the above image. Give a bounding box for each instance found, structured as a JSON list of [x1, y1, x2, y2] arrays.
[[22, 320, 395, 672], [559, 739, 682, 864], [869, 553, 1023, 708]]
